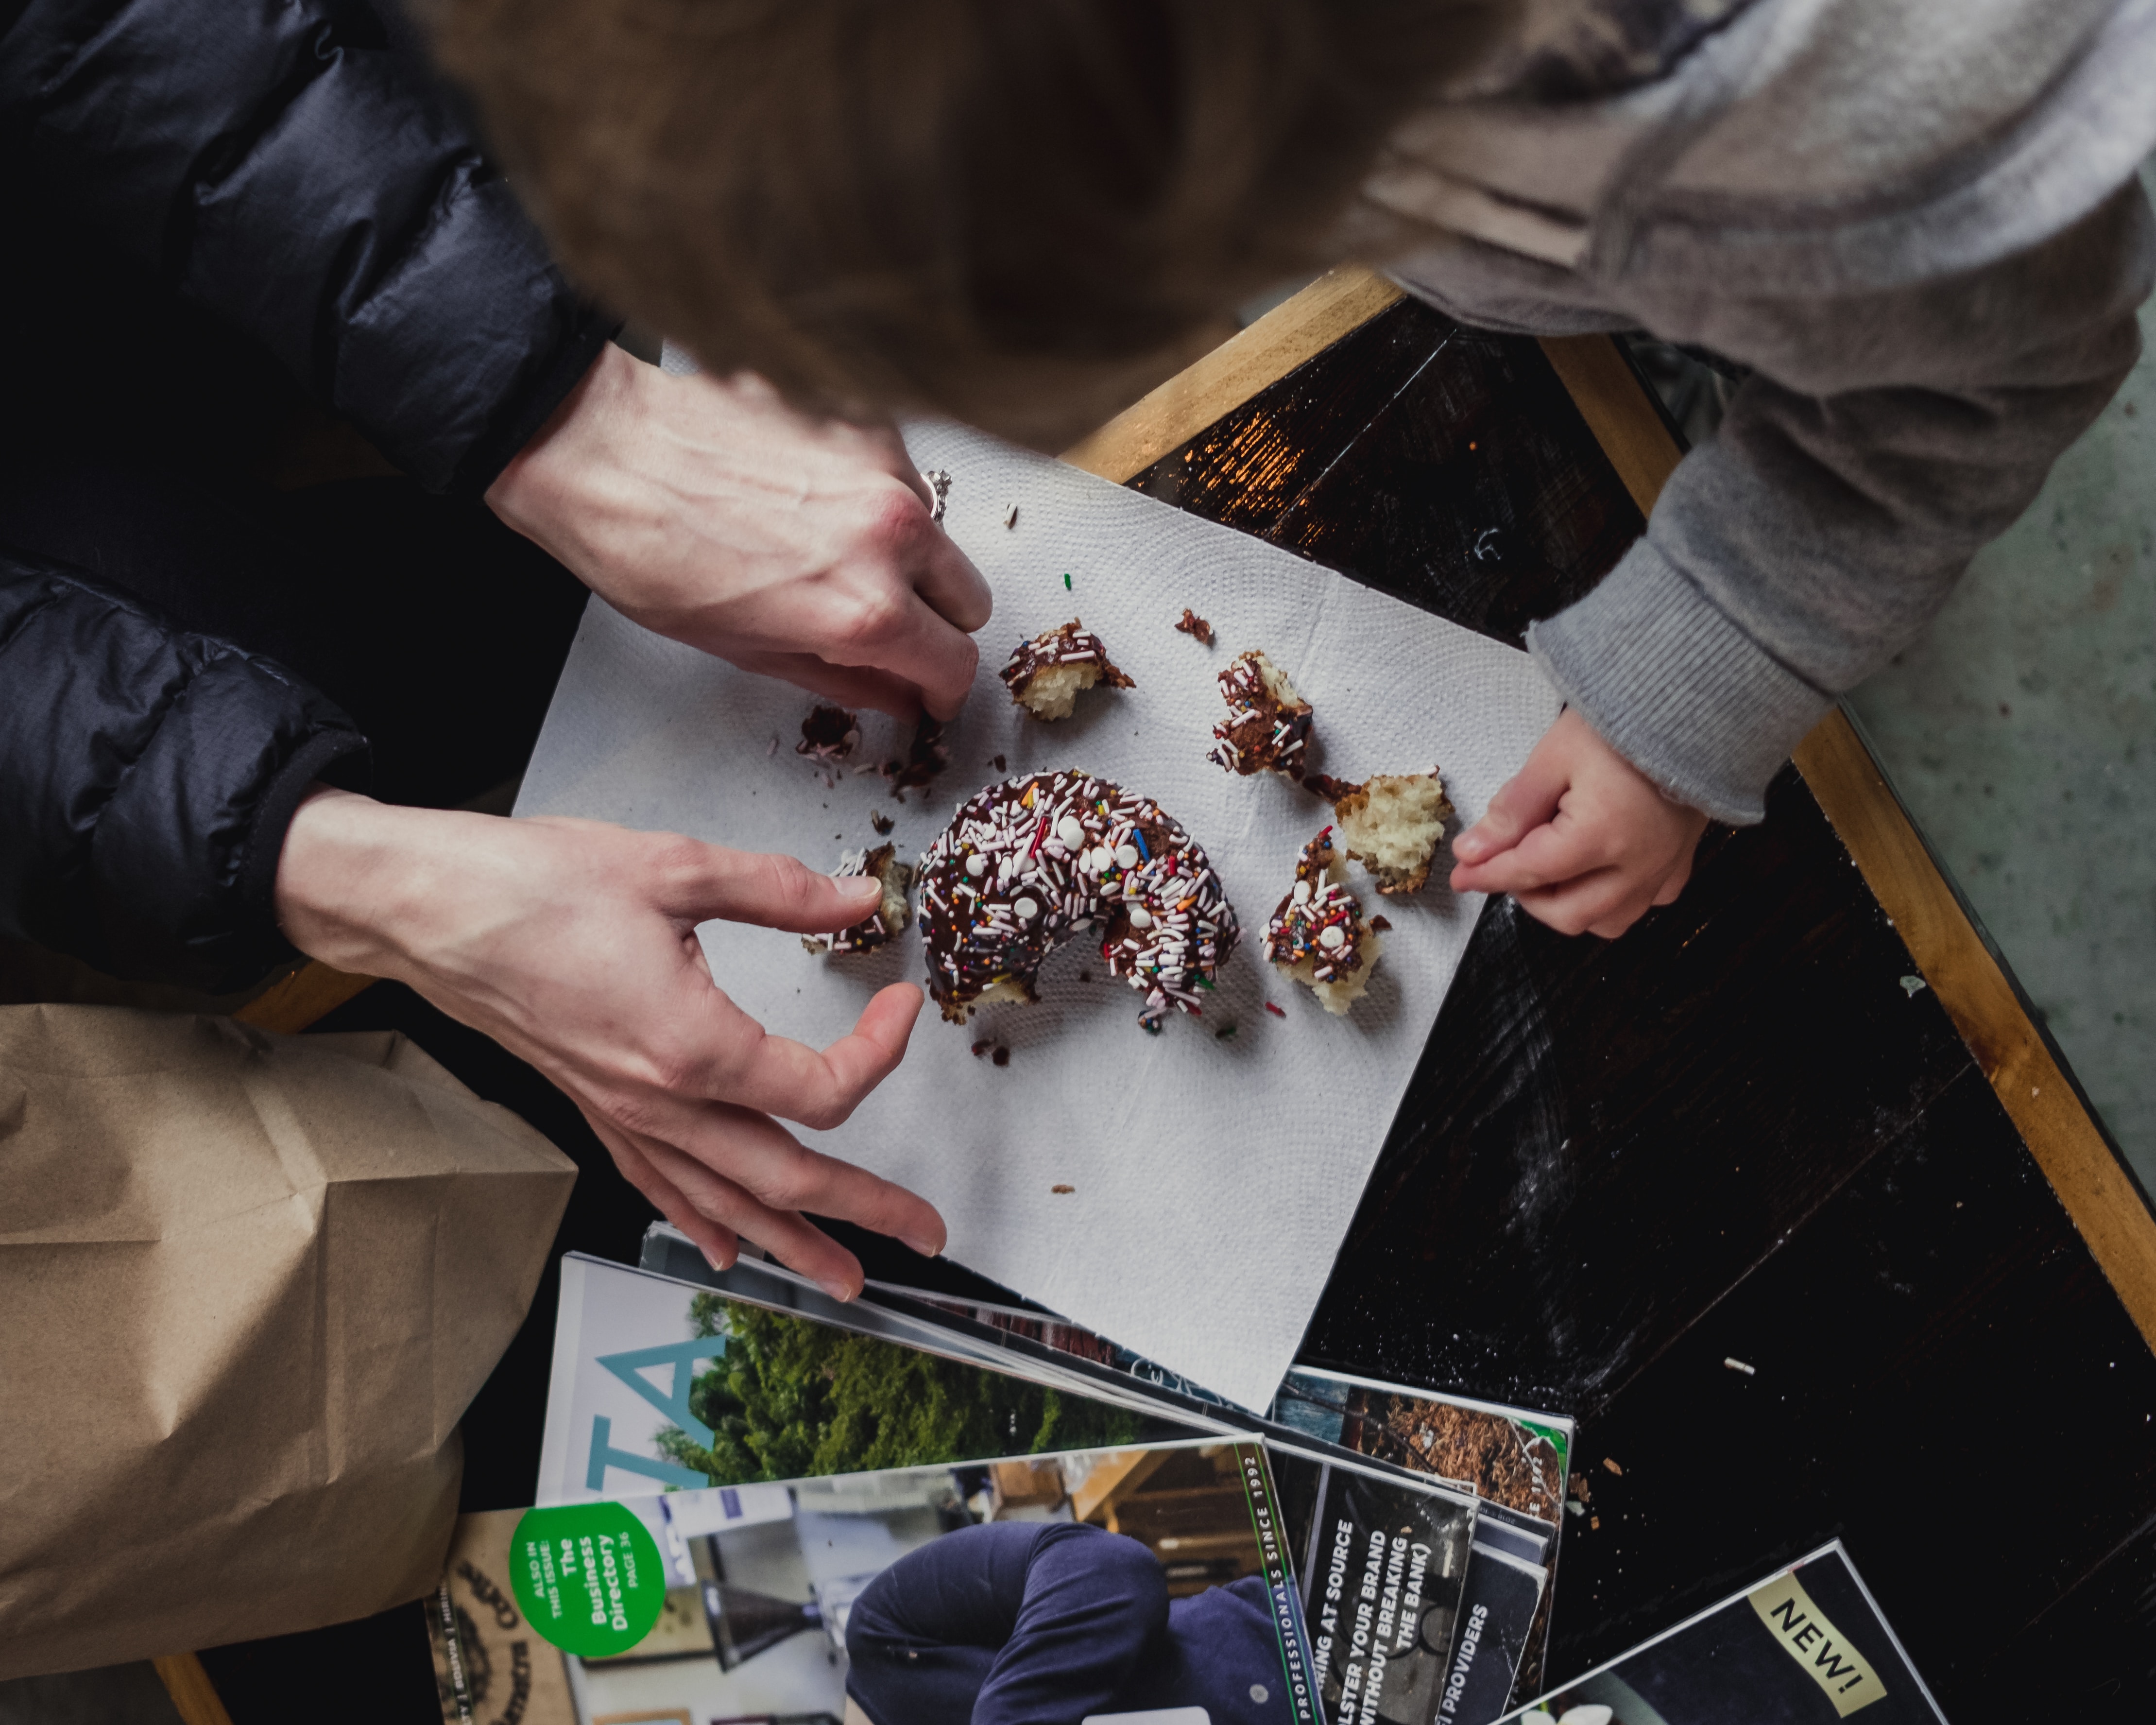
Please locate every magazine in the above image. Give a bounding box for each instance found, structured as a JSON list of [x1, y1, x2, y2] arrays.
[[849, 1275, 1570, 1721], [1273, 1364, 1572, 1711], [1274, 1449, 1481, 1725], [1439, 1540, 1547, 1725], [535, 1253, 1206, 1505], [428, 1438, 1321, 1725], [548, 1249, 1503, 1723], [1495, 1542, 1947, 1725]]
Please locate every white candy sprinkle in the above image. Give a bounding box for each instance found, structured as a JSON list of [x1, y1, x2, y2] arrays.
[[1292, 880, 1312, 904], [965, 853, 988, 877], [1057, 815, 1086, 848], [1014, 897, 1041, 921], [1128, 906, 1153, 929], [1115, 844, 1141, 869], [1318, 925, 1346, 950]]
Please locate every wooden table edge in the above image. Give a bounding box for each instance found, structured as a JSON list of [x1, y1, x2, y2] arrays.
[[1542, 335, 2156, 1357], [154, 1653, 237, 1725]]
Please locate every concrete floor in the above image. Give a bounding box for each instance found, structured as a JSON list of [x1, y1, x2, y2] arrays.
[[1846, 162, 2156, 1196]]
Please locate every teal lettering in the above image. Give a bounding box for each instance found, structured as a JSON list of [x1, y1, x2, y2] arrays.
[[584, 1414, 708, 1491], [595, 1338, 727, 1445]]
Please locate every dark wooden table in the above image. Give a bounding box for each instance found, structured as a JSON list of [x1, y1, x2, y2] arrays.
[[179, 272, 2156, 1724]]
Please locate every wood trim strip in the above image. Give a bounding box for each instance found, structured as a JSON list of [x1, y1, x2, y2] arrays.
[[1541, 332, 2156, 1354], [154, 1654, 238, 1725], [1061, 266, 1405, 483], [232, 961, 376, 1035], [1536, 334, 1682, 518]]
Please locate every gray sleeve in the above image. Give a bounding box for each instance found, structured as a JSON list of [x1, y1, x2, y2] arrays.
[[1528, 177, 2155, 825]]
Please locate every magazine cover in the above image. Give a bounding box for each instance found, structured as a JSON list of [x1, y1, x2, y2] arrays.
[[1437, 1540, 1546, 1725], [1496, 1542, 1948, 1725], [536, 1254, 1203, 1504], [1271, 1368, 1571, 1530], [428, 1439, 1320, 1725], [1272, 1449, 1480, 1725]]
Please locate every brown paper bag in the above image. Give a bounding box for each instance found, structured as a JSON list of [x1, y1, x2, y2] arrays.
[[0, 1005, 577, 1678]]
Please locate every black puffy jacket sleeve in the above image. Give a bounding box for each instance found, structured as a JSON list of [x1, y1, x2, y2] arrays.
[[0, 0, 615, 494], [0, 552, 369, 991], [0, 0, 613, 990]]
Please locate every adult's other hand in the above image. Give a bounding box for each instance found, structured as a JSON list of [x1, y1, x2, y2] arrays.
[[488, 344, 992, 720], [273, 786, 945, 1296], [1449, 708, 1709, 939]]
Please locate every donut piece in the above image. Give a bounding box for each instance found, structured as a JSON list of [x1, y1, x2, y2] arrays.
[[1332, 771, 1454, 895], [918, 770, 1240, 1028], [801, 845, 913, 955], [999, 619, 1134, 720], [1265, 829, 1381, 1015], [1207, 649, 1311, 778], [796, 703, 859, 762]]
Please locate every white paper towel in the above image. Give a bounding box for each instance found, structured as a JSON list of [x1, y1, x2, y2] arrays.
[[516, 419, 1559, 1411]]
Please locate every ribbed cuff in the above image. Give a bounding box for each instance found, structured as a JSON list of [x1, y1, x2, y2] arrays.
[[449, 303, 624, 498], [1526, 540, 1833, 826], [234, 725, 373, 980]]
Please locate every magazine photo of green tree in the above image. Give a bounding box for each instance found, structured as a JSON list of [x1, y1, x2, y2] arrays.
[[653, 1294, 1144, 1484]]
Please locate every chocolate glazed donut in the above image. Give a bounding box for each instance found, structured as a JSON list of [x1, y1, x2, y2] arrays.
[[917, 770, 1240, 1029]]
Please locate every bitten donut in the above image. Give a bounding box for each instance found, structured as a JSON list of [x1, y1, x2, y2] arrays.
[[1265, 828, 1381, 1014], [918, 770, 1240, 1029], [1332, 770, 1454, 895], [801, 845, 912, 955], [998, 618, 1133, 720], [1207, 649, 1312, 778]]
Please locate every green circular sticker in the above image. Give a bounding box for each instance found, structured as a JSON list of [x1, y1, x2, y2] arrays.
[[508, 1502, 667, 1657]]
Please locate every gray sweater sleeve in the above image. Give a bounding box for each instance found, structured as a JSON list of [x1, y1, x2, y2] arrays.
[[1528, 178, 2155, 824]]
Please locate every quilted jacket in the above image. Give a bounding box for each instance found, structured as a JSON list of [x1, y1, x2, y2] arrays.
[[0, 0, 610, 990]]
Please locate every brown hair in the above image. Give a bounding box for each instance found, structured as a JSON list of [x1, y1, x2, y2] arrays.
[[435, 0, 1467, 443]]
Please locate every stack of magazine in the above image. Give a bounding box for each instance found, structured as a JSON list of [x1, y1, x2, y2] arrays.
[[427, 1229, 1944, 1725]]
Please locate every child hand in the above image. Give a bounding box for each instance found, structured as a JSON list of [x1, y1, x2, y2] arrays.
[[1449, 709, 1708, 938]]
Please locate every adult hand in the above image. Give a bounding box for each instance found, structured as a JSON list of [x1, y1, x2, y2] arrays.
[[1449, 708, 1709, 938], [487, 343, 992, 720], [273, 786, 945, 1297]]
